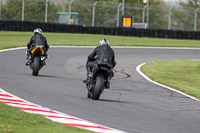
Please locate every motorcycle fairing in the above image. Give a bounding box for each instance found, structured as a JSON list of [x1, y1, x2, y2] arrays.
[[31, 46, 45, 55]]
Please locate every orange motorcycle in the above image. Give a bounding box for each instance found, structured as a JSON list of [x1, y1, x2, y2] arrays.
[[28, 45, 46, 76]]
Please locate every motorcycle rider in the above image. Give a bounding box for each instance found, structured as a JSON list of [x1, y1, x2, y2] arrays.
[[26, 28, 49, 66], [83, 38, 116, 88]]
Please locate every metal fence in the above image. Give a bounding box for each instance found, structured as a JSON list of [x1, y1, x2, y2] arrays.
[[0, 0, 199, 31]]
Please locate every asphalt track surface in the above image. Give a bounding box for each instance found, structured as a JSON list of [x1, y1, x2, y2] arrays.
[[0, 47, 200, 133]]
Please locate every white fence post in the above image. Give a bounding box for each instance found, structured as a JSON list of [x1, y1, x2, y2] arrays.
[[194, 8, 199, 31], [45, 0, 48, 23], [142, 5, 147, 23], [168, 8, 172, 30], [22, 0, 25, 21], [122, 0, 125, 16], [0, 1, 2, 20], [92, 1, 98, 27], [69, 0, 74, 20], [117, 3, 122, 27], [147, 0, 149, 28]]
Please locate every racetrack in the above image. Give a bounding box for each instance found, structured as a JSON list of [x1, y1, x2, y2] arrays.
[[1, 47, 200, 133]]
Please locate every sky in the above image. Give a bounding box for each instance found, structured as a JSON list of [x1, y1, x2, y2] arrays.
[[143, 0, 186, 4], [163, 0, 186, 3]]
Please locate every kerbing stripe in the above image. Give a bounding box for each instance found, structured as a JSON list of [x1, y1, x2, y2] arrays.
[[0, 96, 20, 100], [1, 101, 39, 107], [22, 110, 62, 116], [0, 98, 24, 103], [0, 88, 125, 133], [62, 123, 111, 130], [7, 104, 45, 110], [0, 94, 12, 97], [42, 115, 82, 121], [15, 107, 58, 113]]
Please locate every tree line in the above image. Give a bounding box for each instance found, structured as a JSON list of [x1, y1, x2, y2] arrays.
[[1, 0, 199, 31]]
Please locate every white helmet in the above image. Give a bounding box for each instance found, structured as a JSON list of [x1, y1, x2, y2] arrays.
[[99, 38, 109, 46], [34, 28, 43, 35]]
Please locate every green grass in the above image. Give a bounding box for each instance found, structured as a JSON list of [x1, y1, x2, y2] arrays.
[[141, 60, 200, 100], [1, 31, 200, 49], [0, 102, 93, 133]]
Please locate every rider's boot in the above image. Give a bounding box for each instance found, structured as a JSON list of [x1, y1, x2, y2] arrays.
[[105, 70, 114, 89], [25, 56, 32, 66], [83, 72, 92, 84], [83, 67, 92, 83], [105, 80, 110, 89]]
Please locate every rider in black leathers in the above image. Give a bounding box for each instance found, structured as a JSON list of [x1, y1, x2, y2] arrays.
[[26, 28, 49, 65], [83, 38, 116, 88]]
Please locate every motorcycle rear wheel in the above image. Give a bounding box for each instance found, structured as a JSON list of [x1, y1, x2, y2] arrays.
[[92, 74, 104, 100], [32, 57, 40, 76]]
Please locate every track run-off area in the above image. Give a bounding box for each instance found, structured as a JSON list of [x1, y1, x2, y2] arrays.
[[0, 46, 200, 133]]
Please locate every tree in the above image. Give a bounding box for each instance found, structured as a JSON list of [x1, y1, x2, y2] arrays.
[[148, 0, 168, 29], [2, 0, 22, 21], [2, 0, 58, 23], [177, 0, 200, 31], [179, 0, 200, 9]]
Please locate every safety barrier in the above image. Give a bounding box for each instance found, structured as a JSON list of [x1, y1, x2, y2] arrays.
[[0, 20, 200, 40]]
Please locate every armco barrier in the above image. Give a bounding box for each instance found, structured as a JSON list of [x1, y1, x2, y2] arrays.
[[0, 20, 200, 40]]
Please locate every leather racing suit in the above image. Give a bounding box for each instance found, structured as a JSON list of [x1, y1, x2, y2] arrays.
[[85, 44, 116, 88], [27, 33, 49, 57]]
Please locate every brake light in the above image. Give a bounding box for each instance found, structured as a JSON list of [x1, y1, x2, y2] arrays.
[[36, 47, 41, 51]]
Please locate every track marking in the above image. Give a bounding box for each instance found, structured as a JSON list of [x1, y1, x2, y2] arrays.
[[5, 46, 200, 50], [136, 63, 200, 102], [0, 88, 125, 133], [50, 46, 200, 50]]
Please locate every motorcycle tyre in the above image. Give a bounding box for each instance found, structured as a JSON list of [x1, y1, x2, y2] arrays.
[[92, 74, 104, 100], [32, 57, 40, 76]]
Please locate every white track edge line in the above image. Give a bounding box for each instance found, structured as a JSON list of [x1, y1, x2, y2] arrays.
[[1, 46, 200, 52], [48, 46, 200, 50], [136, 63, 200, 102]]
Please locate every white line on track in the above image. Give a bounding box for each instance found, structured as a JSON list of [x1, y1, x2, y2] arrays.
[[1, 46, 200, 51], [136, 63, 200, 102], [50, 46, 200, 50]]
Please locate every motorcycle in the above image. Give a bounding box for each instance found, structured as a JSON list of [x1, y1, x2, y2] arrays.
[[28, 45, 46, 76], [85, 63, 111, 100]]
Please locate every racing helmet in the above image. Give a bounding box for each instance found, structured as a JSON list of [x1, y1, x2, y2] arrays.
[[99, 38, 109, 46], [34, 28, 43, 35]]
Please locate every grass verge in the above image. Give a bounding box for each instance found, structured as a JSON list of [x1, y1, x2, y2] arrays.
[[0, 102, 93, 133], [1, 31, 200, 49], [141, 59, 200, 100]]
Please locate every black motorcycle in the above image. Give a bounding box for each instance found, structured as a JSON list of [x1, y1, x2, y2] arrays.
[[28, 45, 46, 76], [85, 64, 111, 100]]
